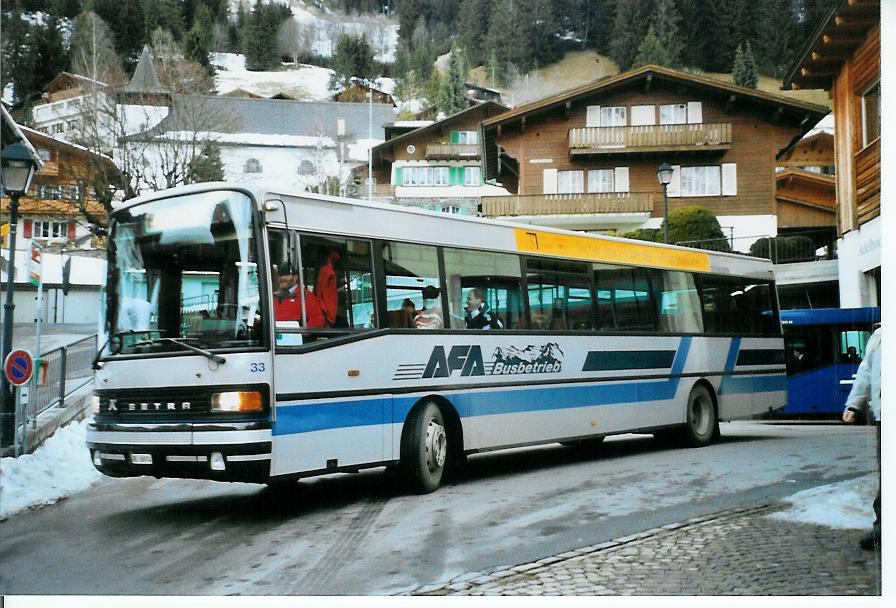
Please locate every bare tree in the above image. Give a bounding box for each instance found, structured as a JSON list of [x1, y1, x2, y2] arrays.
[[68, 21, 238, 232], [278, 18, 302, 65]]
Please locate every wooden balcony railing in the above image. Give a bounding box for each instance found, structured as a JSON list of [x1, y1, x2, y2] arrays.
[[425, 144, 480, 160], [569, 123, 732, 154], [481, 192, 654, 217], [855, 137, 880, 224]]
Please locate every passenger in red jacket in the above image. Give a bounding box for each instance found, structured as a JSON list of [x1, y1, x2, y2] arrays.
[[315, 249, 341, 327]]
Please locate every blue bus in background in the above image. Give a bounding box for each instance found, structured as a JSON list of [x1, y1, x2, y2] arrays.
[[779, 307, 880, 416]]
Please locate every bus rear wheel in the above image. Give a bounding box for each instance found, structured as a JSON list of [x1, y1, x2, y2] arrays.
[[402, 402, 448, 494], [680, 384, 718, 447]]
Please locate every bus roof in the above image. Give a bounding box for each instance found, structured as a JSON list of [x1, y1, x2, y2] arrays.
[[117, 182, 776, 279], [781, 307, 881, 326]]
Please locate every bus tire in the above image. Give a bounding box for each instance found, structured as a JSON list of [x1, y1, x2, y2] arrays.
[[680, 384, 718, 447], [401, 401, 448, 494]]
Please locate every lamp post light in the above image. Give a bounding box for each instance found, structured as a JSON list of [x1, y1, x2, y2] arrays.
[[1, 142, 38, 446], [656, 162, 673, 244]]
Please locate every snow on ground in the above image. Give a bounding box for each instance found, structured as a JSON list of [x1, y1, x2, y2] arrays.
[[213, 52, 333, 100], [1, 415, 880, 534], [0, 418, 101, 520], [769, 474, 876, 529]]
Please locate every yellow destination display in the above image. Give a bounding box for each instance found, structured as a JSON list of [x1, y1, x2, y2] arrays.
[[514, 228, 711, 272]]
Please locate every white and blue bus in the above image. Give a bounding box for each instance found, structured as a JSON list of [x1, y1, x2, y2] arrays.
[[87, 184, 787, 493]]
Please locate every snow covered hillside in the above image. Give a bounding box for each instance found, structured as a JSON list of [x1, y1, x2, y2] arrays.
[[230, 0, 398, 62], [213, 52, 333, 99]]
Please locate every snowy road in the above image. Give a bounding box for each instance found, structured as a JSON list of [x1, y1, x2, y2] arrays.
[[0, 422, 877, 595]]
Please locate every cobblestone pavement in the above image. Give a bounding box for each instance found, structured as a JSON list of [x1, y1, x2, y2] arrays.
[[411, 504, 881, 596]]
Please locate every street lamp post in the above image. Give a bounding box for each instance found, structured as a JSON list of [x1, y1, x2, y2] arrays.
[[656, 162, 673, 244], [1, 142, 38, 446]]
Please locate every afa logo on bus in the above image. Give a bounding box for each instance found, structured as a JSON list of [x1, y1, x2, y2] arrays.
[[418, 343, 564, 379]]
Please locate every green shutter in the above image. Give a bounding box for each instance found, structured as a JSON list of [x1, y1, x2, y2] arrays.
[[450, 166, 463, 185], [394, 166, 403, 185], [449, 130, 459, 144]]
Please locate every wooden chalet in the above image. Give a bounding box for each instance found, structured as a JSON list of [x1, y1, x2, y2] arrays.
[[480, 65, 830, 238], [783, 0, 880, 307]]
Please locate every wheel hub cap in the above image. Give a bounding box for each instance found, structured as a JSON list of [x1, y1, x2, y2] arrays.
[[425, 420, 447, 472]]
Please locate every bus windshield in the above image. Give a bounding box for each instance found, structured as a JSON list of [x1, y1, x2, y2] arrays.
[[107, 190, 264, 355]]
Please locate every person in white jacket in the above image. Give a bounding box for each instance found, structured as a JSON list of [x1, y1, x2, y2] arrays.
[[842, 326, 881, 551]]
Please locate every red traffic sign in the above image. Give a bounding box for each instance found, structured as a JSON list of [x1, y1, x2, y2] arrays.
[[4, 349, 35, 386]]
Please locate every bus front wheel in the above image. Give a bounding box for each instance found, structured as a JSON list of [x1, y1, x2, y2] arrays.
[[402, 402, 448, 494], [680, 384, 718, 447]]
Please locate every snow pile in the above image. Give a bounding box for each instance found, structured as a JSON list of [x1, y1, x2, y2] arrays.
[[213, 53, 333, 101], [769, 474, 876, 529], [0, 418, 101, 519]]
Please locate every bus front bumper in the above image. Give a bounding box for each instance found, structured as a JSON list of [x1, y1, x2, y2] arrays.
[[86, 421, 272, 482]]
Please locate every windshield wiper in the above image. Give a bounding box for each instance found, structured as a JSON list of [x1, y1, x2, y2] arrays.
[[92, 329, 161, 370], [132, 336, 227, 365]]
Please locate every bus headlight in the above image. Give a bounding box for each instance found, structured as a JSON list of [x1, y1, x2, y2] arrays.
[[210, 391, 264, 413]]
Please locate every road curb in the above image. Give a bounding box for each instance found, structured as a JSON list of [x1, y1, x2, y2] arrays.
[[408, 503, 780, 596]]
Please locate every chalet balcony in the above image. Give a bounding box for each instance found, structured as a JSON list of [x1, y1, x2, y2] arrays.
[[855, 137, 880, 225], [568, 123, 732, 155], [425, 143, 480, 160], [481, 192, 654, 217]]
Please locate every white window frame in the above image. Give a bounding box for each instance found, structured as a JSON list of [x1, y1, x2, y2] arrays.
[[680, 165, 722, 197], [33, 220, 68, 239], [588, 169, 614, 193], [659, 103, 688, 125], [457, 131, 478, 145], [557, 170, 584, 194], [464, 166, 481, 186], [600, 106, 627, 127], [433, 166, 450, 186], [861, 81, 880, 147]]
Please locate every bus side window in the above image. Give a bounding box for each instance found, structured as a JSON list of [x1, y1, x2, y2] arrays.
[[443, 247, 523, 330], [527, 258, 592, 331], [381, 241, 442, 329], [594, 265, 655, 332], [840, 330, 869, 364]]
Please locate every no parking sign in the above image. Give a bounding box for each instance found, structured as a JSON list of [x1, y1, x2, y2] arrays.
[[4, 349, 34, 387]]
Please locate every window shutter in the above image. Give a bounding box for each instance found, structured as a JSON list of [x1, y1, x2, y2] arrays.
[[687, 102, 703, 124], [67, 221, 76, 240], [23, 219, 32, 238], [721, 163, 737, 195], [586, 105, 601, 127], [613, 167, 630, 193], [449, 166, 462, 185], [394, 166, 402, 185], [449, 130, 459, 144], [631, 105, 656, 126], [668, 165, 681, 197], [543, 169, 558, 194]]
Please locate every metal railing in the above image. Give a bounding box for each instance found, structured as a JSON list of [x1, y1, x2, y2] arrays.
[[25, 335, 97, 422], [675, 229, 838, 264]]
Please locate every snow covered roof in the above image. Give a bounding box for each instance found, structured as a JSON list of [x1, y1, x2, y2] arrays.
[[1, 106, 44, 172], [146, 95, 395, 141]]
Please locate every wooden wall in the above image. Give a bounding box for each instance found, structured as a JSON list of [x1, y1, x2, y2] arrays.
[[493, 81, 811, 219]]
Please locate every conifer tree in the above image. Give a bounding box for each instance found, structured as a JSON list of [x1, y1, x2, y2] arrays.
[[650, 0, 683, 68], [609, 0, 650, 71], [732, 41, 758, 89], [184, 4, 214, 73], [457, 0, 490, 66], [438, 47, 467, 116], [632, 25, 675, 69]]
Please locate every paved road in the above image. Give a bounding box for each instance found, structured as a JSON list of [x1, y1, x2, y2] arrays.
[[0, 422, 877, 595]]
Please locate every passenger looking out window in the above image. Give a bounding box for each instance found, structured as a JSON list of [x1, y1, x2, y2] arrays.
[[415, 285, 443, 329], [465, 288, 503, 329]]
